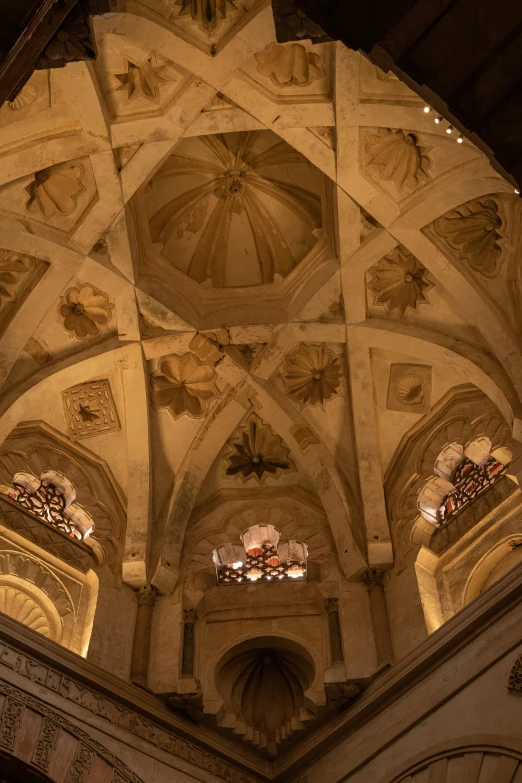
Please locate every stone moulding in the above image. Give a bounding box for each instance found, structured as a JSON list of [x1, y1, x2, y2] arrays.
[[2, 551, 522, 781], [0, 619, 262, 783]]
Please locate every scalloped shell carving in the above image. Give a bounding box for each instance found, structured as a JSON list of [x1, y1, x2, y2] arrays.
[[366, 128, 431, 192], [0, 585, 50, 636], [432, 197, 504, 277]]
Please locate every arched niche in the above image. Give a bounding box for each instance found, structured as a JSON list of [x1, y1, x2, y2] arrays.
[[379, 737, 522, 783], [465, 537, 522, 605]]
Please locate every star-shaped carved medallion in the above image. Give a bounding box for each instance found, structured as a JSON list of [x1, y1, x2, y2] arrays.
[[113, 54, 174, 104]]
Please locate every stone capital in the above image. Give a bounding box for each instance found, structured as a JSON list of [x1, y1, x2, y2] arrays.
[[183, 608, 198, 624], [136, 585, 157, 607], [362, 569, 385, 592], [324, 597, 339, 614]]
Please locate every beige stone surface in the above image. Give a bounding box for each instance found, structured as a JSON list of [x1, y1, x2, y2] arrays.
[[0, 2, 521, 780]]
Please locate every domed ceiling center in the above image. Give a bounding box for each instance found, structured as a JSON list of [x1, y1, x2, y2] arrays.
[[146, 130, 323, 288]]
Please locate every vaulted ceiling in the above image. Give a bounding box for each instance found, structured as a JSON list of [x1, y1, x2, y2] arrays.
[[0, 0, 521, 629]]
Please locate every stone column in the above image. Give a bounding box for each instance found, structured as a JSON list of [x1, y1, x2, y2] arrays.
[[325, 598, 344, 663], [181, 608, 198, 677], [363, 570, 394, 666], [130, 585, 157, 686]]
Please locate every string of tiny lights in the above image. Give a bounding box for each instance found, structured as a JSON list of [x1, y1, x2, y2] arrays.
[[423, 104, 520, 194]]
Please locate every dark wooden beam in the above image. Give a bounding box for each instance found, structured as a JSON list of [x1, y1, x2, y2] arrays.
[[276, 0, 522, 191], [0, 0, 110, 107]]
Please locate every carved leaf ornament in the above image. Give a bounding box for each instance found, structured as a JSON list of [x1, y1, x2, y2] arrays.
[[151, 353, 218, 419], [366, 128, 431, 192], [255, 43, 325, 86], [176, 0, 237, 33], [433, 197, 504, 277], [283, 343, 342, 406], [26, 163, 85, 220], [368, 247, 433, 316], [226, 415, 292, 482], [0, 253, 35, 307]]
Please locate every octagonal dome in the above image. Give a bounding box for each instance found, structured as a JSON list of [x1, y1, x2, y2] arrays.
[[146, 130, 323, 288]]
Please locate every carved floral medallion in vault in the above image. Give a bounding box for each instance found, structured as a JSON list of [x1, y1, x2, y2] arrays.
[[112, 52, 175, 105], [368, 247, 433, 316], [225, 414, 295, 484], [146, 130, 322, 288], [255, 42, 325, 86], [58, 284, 111, 340], [282, 343, 342, 407], [151, 353, 219, 419], [130, 0, 262, 54]]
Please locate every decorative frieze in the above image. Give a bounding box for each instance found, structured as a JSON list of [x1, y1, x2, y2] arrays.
[[66, 742, 95, 783], [33, 717, 60, 770], [0, 640, 260, 783], [0, 695, 23, 750]]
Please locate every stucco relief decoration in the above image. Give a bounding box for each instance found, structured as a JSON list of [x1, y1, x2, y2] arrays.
[[62, 379, 120, 440], [151, 353, 219, 419], [175, 0, 240, 33], [37, 4, 96, 68], [432, 197, 504, 277], [387, 364, 432, 414], [255, 43, 325, 86], [272, 0, 329, 42], [366, 128, 431, 191], [368, 247, 433, 315], [58, 284, 111, 340], [0, 252, 37, 309], [8, 469, 95, 540], [7, 83, 39, 110], [282, 343, 342, 407], [148, 131, 322, 288], [25, 163, 86, 220], [508, 654, 522, 693], [216, 642, 313, 756], [0, 587, 51, 636], [113, 53, 174, 104], [225, 414, 294, 483]]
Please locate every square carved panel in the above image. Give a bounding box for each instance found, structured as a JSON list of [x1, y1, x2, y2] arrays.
[[387, 363, 432, 414], [62, 379, 120, 440]]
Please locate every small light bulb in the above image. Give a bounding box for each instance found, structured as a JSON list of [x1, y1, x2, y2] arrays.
[[515, 189, 520, 195], [457, 134, 463, 143], [434, 115, 443, 124], [423, 106, 431, 113], [446, 125, 454, 134]]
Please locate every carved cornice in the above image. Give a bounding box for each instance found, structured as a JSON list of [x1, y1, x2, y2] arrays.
[[0, 618, 264, 781]]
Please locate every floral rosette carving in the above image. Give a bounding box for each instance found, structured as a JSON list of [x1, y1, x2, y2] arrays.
[[58, 284, 111, 340], [26, 163, 85, 220], [368, 247, 433, 316], [282, 343, 342, 407], [255, 43, 325, 86], [432, 197, 504, 277], [366, 128, 431, 192], [151, 353, 218, 419], [225, 415, 293, 483]]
